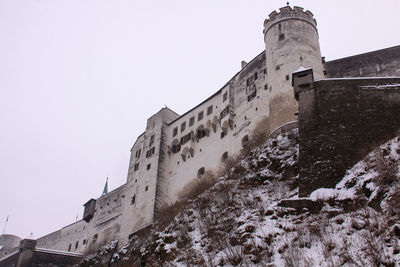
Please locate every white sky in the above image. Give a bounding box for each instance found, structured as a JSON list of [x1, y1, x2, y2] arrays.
[[1, 0, 399, 239]]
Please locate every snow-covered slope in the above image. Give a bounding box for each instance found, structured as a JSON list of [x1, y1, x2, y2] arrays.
[[80, 130, 400, 267]]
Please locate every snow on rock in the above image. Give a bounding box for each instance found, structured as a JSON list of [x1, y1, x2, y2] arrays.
[[80, 130, 400, 267]]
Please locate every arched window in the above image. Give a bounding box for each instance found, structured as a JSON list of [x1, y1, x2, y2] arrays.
[[68, 244, 72, 252], [221, 151, 228, 161], [93, 234, 98, 243]]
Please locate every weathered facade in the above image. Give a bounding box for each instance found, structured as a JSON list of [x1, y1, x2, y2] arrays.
[[3, 4, 399, 258]]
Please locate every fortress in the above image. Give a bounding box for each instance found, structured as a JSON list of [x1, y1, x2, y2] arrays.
[[1, 4, 400, 262]]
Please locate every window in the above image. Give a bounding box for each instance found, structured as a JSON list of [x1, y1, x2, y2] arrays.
[[223, 92, 228, 102], [198, 111, 204, 121], [197, 167, 205, 178], [221, 128, 227, 139], [172, 143, 181, 153], [189, 116, 195, 126], [68, 244, 72, 252], [83, 239, 86, 245], [181, 122, 186, 132], [93, 234, 98, 243], [180, 132, 192, 145], [131, 195, 135, 204], [242, 135, 249, 147], [134, 163, 139, 171], [246, 78, 250, 86], [173, 127, 178, 137], [254, 72, 258, 80], [75, 241, 79, 249], [197, 129, 206, 139], [135, 149, 141, 158], [146, 147, 155, 158], [222, 151, 228, 161], [279, 33, 285, 41], [286, 74, 290, 81], [150, 135, 155, 146], [207, 105, 213, 115], [147, 164, 151, 170], [145, 185, 148, 191], [247, 88, 256, 102], [220, 106, 230, 119]]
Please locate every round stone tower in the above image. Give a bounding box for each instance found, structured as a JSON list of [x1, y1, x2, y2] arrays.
[[263, 5, 324, 131]]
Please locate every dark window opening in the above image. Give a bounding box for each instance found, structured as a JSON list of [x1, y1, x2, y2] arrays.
[[278, 23, 281, 31], [279, 33, 285, 41], [173, 127, 178, 137], [254, 72, 258, 80], [181, 122, 186, 132], [134, 163, 139, 171], [147, 164, 151, 170], [207, 105, 213, 115], [222, 151, 228, 161], [189, 116, 195, 126], [83, 239, 86, 245], [221, 128, 227, 139], [150, 135, 155, 146], [197, 129, 206, 139], [75, 241, 79, 249], [131, 195, 135, 204], [263, 68, 267, 74], [197, 167, 205, 178], [247, 89, 256, 102], [286, 75, 290, 81], [180, 132, 192, 145], [145, 185, 148, 191], [135, 149, 141, 158], [146, 147, 155, 158], [198, 111, 204, 121], [68, 244, 72, 252], [220, 106, 230, 119], [223, 92, 228, 102], [242, 135, 249, 147], [93, 234, 98, 243], [172, 143, 181, 153]]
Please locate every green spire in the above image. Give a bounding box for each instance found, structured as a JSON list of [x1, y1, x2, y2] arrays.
[[102, 177, 108, 196]]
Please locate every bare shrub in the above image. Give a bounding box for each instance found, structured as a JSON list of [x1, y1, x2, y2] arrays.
[[374, 148, 398, 187], [155, 200, 188, 231], [224, 246, 243, 266], [179, 171, 217, 200], [242, 117, 270, 156]]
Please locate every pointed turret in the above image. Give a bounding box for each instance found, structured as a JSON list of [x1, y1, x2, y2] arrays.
[[102, 177, 108, 196]]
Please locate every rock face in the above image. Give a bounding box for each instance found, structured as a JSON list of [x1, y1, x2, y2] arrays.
[[296, 77, 400, 196]]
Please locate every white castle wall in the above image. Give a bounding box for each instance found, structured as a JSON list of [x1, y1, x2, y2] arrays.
[[35, 5, 325, 253]]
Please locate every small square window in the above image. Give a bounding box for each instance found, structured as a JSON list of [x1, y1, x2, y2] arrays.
[[223, 92, 228, 102], [279, 33, 285, 41], [207, 105, 213, 115], [147, 164, 151, 170], [189, 116, 195, 126], [181, 122, 186, 132], [198, 111, 204, 121], [173, 127, 178, 137]]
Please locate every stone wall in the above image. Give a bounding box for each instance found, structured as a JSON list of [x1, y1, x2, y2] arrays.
[[298, 77, 400, 196], [324, 45, 400, 78]]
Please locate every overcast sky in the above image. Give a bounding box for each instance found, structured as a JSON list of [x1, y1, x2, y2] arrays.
[[1, 0, 399, 239]]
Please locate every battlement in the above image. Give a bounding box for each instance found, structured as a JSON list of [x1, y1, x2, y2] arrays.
[[263, 6, 317, 35]]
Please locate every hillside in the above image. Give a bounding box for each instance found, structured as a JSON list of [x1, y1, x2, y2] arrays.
[[80, 129, 400, 266]]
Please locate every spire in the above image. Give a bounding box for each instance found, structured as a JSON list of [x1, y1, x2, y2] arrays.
[[102, 177, 108, 196]]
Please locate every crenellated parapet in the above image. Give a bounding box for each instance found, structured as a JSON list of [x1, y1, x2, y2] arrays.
[[263, 6, 317, 35]]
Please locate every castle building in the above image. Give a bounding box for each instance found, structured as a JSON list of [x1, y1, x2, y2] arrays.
[[3, 4, 399, 257]]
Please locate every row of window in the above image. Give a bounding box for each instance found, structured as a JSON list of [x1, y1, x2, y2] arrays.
[[134, 135, 155, 159], [172, 104, 214, 137], [134, 162, 152, 172]]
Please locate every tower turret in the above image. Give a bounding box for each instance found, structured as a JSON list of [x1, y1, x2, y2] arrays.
[[263, 6, 324, 131]]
